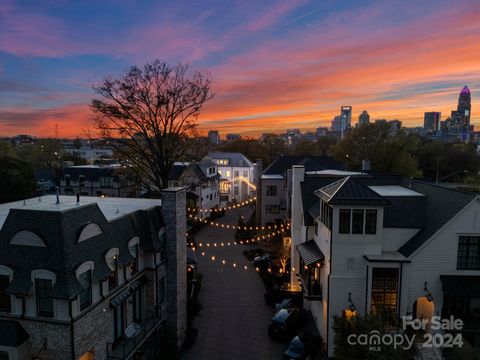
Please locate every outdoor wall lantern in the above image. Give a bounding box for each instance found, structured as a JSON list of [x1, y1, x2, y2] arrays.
[[424, 281, 434, 302]]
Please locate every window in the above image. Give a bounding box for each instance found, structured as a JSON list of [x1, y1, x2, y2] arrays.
[[107, 256, 118, 291], [243, 171, 248, 178], [157, 277, 165, 304], [320, 201, 332, 230], [36, 279, 53, 317], [129, 242, 139, 274], [113, 302, 125, 342], [133, 288, 142, 323], [65, 175, 71, 186], [365, 210, 377, 234], [79, 175, 85, 187], [457, 236, 480, 270], [352, 210, 364, 234], [371, 268, 399, 319], [265, 205, 280, 214], [339, 209, 351, 234], [225, 170, 231, 177], [99, 177, 113, 187], [78, 270, 92, 310], [0, 275, 10, 312], [217, 159, 228, 166], [233, 187, 239, 196], [266, 185, 277, 196], [234, 170, 239, 178], [218, 170, 222, 176]]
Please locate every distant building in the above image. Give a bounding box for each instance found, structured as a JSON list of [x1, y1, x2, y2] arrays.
[[203, 152, 255, 205], [315, 127, 329, 137], [331, 116, 342, 132], [303, 132, 317, 142], [168, 161, 219, 218], [340, 106, 352, 138], [285, 129, 301, 146], [388, 120, 402, 134], [207, 130, 220, 145], [12, 135, 35, 148], [358, 110, 370, 126], [60, 164, 138, 198], [0, 191, 186, 360], [226, 133, 240, 142], [424, 112, 441, 133]]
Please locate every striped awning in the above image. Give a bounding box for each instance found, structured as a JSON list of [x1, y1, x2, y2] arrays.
[[296, 240, 324, 266]]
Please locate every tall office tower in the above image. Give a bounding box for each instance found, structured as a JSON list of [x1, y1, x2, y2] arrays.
[[358, 110, 370, 126], [424, 112, 441, 132], [340, 106, 352, 138], [331, 115, 342, 132], [456, 85, 471, 133], [208, 130, 220, 144]]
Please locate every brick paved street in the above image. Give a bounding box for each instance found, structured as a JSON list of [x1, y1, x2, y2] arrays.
[[181, 206, 284, 360]]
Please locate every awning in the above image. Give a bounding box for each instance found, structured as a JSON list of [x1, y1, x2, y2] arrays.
[[296, 240, 324, 266], [440, 275, 480, 297]]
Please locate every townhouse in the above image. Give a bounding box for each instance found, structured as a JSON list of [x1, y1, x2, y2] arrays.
[[0, 188, 186, 360], [290, 165, 480, 357]]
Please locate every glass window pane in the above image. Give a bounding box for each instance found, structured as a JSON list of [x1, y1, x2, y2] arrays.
[[352, 210, 364, 234], [339, 209, 351, 234], [365, 210, 377, 234]]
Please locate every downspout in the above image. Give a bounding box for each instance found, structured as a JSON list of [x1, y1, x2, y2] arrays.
[[326, 219, 333, 355], [398, 262, 403, 330], [69, 299, 75, 360], [364, 265, 369, 315]]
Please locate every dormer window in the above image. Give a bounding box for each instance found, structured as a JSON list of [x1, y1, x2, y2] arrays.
[[107, 256, 118, 291], [128, 238, 140, 274], [36, 279, 53, 317], [0, 275, 11, 312], [78, 270, 92, 310]]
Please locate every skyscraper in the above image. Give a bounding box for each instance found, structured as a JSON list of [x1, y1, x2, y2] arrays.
[[340, 106, 352, 138], [424, 112, 441, 132], [450, 85, 471, 134], [358, 110, 370, 126], [208, 130, 220, 144]]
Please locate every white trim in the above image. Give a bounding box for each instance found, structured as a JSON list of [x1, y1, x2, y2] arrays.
[[0, 265, 13, 280], [76, 261, 95, 277]]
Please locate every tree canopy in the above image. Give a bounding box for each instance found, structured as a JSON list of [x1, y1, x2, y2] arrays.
[[92, 60, 214, 192]]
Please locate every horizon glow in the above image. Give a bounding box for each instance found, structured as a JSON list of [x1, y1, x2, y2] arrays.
[[0, 0, 479, 138]]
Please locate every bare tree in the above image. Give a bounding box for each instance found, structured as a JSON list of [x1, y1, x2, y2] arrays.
[[280, 237, 291, 274], [91, 60, 213, 192]]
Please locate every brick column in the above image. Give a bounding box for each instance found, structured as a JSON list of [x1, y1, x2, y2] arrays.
[[161, 187, 187, 349]]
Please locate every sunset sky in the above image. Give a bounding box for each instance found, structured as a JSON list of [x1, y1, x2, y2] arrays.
[[1, 0, 479, 138]]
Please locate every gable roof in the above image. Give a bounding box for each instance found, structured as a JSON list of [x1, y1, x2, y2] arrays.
[[263, 155, 343, 177], [398, 181, 476, 257], [315, 176, 390, 206], [205, 152, 254, 168]]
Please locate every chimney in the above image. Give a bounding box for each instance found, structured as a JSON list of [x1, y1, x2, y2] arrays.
[[361, 159, 371, 172], [55, 187, 60, 204], [161, 187, 187, 349], [255, 159, 263, 225]]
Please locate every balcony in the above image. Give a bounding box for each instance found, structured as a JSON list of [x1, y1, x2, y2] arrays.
[[106, 307, 166, 360]]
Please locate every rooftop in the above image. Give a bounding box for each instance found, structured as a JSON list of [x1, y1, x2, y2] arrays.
[[368, 185, 424, 197], [0, 195, 161, 229]]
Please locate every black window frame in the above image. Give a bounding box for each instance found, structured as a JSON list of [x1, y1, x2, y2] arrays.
[[265, 205, 280, 214], [352, 209, 364, 234], [129, 243, 139, 275], [266, 185, 277, 196], [108, 257, 118, 291], [35, 278, 54, 318], [365, 209, 377, 234], [339, 209, 351, 234], [78, 270, 92, 311], [457, 236, 480, 270], [371, 268, 399, 320]]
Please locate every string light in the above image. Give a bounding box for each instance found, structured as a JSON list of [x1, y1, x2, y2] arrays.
[[187, 197, 257, 214], [189, 215, 290, 230]]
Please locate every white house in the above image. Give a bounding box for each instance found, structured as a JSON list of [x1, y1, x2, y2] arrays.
[[203, 152, 255, 206], [290, 165, 480, 357]]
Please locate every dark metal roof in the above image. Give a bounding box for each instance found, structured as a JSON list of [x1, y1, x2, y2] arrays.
[[398, 181, 476, 257], [0, 201, 165, 299], [169, 163, 208, 183], [63, 166, 118, 181], [440, 275, 480, 297], [316, 177, 390, 206], [0, 320, 29, 347], [296, 240, 324, 266], [263, 156, 343, 176]]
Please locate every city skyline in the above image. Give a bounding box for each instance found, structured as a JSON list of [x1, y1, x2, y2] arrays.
[[1, 0, 480, 137]]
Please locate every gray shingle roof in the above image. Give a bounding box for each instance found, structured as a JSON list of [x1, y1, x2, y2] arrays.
[[205, 152, 254, 167]]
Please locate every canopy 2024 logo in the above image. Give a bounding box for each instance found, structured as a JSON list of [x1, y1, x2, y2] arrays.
[[347, 316, 464, 352]]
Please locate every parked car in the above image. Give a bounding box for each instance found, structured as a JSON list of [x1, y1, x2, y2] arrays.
[[254, 254, 273, 268], [283, 333, 322, 360], [268, 308, 303, 340], [265, 288, 303, 308]]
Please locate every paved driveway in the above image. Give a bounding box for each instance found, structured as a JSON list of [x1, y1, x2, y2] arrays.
[[181, 207, 284, 360]]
